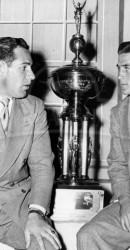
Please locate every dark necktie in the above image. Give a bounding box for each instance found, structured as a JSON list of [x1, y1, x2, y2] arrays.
[[0, 98, 10, 132]]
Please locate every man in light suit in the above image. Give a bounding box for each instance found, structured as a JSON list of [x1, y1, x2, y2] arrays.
[[0, 37, 62, 250], [77, 42, 130, 250]]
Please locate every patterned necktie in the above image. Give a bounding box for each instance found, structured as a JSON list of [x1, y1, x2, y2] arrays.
[[0, 98, 10, 132]]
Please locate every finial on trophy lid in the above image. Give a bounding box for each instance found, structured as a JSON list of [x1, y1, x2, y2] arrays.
[[73, 0, 86, 35], [69, 0, 87, 64]]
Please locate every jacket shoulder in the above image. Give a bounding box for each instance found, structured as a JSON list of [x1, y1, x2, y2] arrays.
[[111, 96, 129, 117], [19, 95, 45, 112]]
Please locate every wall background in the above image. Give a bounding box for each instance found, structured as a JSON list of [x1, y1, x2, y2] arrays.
[[0, 0, 128, 200]]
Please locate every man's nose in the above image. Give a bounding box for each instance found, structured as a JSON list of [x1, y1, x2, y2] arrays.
[[27, 69, 35, 80], [118, 68, 125, 79], [118, 74, 122, 80]]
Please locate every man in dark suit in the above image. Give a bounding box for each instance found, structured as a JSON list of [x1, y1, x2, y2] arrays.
[[77, 42, 130, 250], [0, 37, 61, 250]]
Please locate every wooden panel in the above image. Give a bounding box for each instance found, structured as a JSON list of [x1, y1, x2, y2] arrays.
[[101, 182, 112, 194], [0, 24, 31, 45], [103, 0, 119, 78], [43, 79, 63, 104], [0, 0, 32, 21], [33, 0, 64, 21], [88, 166, 110, 180], [97, 100, 116, 163], [123, 0, 130, 41], [99, 0, 120, 167], [33, 24, 63, 61]]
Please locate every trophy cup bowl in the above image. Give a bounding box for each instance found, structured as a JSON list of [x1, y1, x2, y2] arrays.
[[50, 64, 105, 102]]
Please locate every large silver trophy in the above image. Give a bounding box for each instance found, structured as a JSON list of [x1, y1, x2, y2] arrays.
[[50, 0, 106, 186]]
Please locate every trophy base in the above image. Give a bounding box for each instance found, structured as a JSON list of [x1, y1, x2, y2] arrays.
[[51, 179, 104, 221], [55, 176, 100, 188]]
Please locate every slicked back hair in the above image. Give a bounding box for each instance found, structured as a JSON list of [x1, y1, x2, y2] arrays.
[[118, 41, 130, 55], [0, 37, 29, 65]]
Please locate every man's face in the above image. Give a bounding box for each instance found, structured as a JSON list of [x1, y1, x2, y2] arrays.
[[118, 53, 130, 95], [0, 46, 35, 98]]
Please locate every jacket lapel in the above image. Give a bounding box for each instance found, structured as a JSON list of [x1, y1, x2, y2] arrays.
[[0, 98, 37, 178]]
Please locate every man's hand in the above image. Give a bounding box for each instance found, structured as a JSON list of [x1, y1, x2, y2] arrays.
[[24, 213, 62, 250], [120, 200, 130, 232]]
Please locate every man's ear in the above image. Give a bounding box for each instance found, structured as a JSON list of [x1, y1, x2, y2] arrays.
[[0, 60, 7, 78]]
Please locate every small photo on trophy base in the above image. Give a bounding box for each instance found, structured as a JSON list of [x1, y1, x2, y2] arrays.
[[51, 188, 104, 221]]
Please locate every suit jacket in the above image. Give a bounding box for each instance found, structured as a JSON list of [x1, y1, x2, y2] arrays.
[[0, 94, 55, 229], [107, 95, 130, 205]]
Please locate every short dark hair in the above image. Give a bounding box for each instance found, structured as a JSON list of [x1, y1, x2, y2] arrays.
[[118, 41, 130, 54], [0, 37, 29, 65]]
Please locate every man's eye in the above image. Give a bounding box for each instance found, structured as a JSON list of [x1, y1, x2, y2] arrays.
[[116, 64, 120, 70], [124, 66, 130, 70], [117, 65, 130, 71], [23, 66, 26, 71]]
